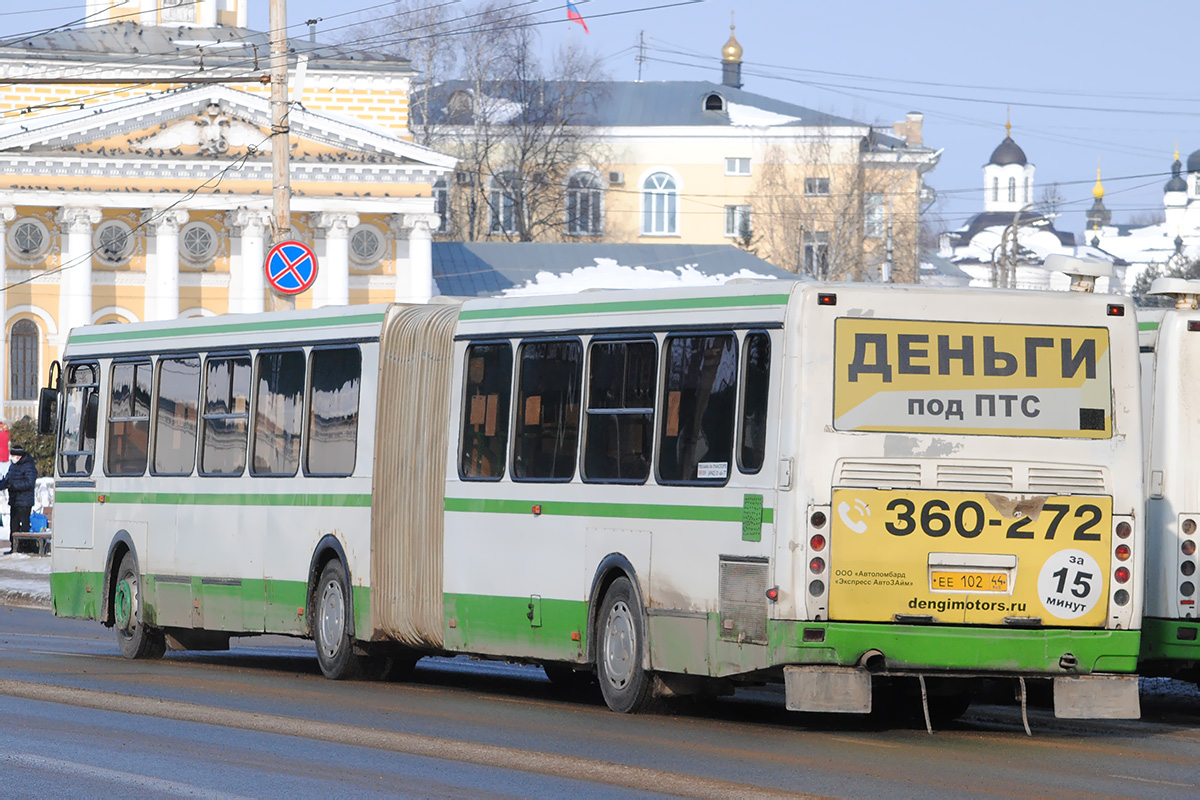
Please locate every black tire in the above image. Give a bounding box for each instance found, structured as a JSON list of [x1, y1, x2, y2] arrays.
[[314, 560, 363, 680], [928, 691, 972, 724], [543, 662, 597, 696], [113, 552, 166, 660], [595, 577, 654, 713]]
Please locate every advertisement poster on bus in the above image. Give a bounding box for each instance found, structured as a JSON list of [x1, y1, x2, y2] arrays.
[[828, 488, 1113, 627], [832, 319, 1112, 438]]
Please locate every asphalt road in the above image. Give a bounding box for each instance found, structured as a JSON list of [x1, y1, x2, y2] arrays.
[[1, 604, 1199, 798]]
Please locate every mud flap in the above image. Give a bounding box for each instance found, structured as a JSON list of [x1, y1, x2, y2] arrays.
[[784, 666, 872, 713], [1053, 675, 1140, 719]]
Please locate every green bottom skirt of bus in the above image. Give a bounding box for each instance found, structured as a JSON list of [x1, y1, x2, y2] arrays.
[[1139, 617, 1200, 665]]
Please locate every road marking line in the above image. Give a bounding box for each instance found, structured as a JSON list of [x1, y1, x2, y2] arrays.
[[0, 679, 819, 800], [2, 753, 248, 799], [1110, 774, 1195, 788]]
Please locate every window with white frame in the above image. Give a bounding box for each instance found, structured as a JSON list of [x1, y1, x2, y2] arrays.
[[804, 177, 830, 196], [864, 193, 885, 238], [566, 172, 603, 236], [992, 177, 999, 202], [724, 205, 751, 238], [94, 220, 134, 264], [725, 157, 751, 176], [161, 0, 193, 23], [433, 176, 451, 232], [9, 319, 38, 402], [349, 224, 385, 267], [641, 172, 678, 235], [1024, 177, 1031, 204], [180, 221, 218, 265], [7, 218, 49, 262], [802, 231, 830, 277], [489, 171, 522, 235], [1007, 177, 1017, 203]]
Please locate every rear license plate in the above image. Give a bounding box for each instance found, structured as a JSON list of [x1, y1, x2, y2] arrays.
[[930, 570, 1009, 593]]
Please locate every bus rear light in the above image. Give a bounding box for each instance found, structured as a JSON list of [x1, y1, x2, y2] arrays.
[[1190, 320, 1200, 332], [1182, 582, 1196, 597], [809, 557, 825, 574], [1113, 589, 1130, 606], [810, 511, 826, 528], [765, 586, 779, 602], [1114, 567, 1130, 584], [810, 533, 826, 551], [1184, 540, 1197, 556], [1183, 519, 1197, 535], [1107, 303, 1125, 317], [1115, 544, 1131, 561], [1184, 562, 1196, 576], [808, 579, 825, 597], [817, 293, 837, 306], [1115, 521, 1131, 539]]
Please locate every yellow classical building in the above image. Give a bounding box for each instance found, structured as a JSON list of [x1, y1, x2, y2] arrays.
[[0, 0, 453, 419]]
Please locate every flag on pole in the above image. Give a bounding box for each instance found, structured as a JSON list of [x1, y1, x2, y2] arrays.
[[567, 1, 589, 33]]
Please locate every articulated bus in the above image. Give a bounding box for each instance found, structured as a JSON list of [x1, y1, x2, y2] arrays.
[[44, 269, 1144, 722], [1136, 278, 1200, 685]]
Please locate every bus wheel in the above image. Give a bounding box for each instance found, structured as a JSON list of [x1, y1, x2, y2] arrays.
[[596, 577, 654, 713], [114, 552, 165, 660], [314, 560, 362, 680]]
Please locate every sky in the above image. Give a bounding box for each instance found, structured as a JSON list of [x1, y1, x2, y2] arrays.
[[2, 0, 1197, 238]]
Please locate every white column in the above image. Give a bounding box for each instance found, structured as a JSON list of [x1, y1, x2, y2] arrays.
[[393, 213, 439, 304], [311, 212, 358, 308], [0, 206, 13, 417], [145, 209, 189, 321], [233, 209, 271, 314], [55, 207, 101, 341]]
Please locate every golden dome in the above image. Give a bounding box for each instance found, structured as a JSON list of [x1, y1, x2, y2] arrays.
[[1092, 167, 1105, 200], [722, 22, 742, 63]]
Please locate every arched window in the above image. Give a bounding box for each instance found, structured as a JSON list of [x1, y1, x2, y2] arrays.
[[1024, 178, 1031, 204], [704, 93, 725, 112], [566, 172, 603, 236], [489, 171, 522, 235], [992, 177, 999, 202], [1007, 177, 1017, 203], [10, 319, 38, 402], [641, 172, 678, 235]]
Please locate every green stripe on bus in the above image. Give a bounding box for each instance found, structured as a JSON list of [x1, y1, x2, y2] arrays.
[[458, 293, 792, 321], [55, 490, 371, 507], [445, 496, 774, 524], [70, 312, 387, 344], [1138, 321, 1159, 332]]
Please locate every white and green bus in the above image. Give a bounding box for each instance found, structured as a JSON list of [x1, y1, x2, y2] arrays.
[[1136, 278, 1200, 683], [44, 270, 1144, 720]]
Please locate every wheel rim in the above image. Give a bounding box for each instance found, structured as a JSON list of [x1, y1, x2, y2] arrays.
[[602, 600, 636, 690], [318, 578, 345, 659], [115, 576, 136, 633]]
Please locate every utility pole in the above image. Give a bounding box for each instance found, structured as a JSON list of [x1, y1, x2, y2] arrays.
[[269, 0, 294, 311], [636, 31, 646, 82]]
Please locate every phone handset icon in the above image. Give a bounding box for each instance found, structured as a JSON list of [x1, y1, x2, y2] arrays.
[[837, 499, 870, 533]]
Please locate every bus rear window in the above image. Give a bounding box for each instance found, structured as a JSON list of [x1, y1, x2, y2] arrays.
[[460, 342, 512, 480], [739, 332, 771, 473], [106, 361, 151, 476], [201, 356, 251, 476], [252, 350, 305, 476], [583, 340, 656, 483], [513, 340, 582, 481], [658, 334, 737, 484], [307, 347, 362, 477], [59, 363, 99, 477], [153, 357, 201, 476]]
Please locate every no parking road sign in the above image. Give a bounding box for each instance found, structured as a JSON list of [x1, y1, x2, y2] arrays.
[[265, 240, 318, 295]]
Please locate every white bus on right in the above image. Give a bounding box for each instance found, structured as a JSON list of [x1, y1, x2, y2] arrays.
[[1138, 277, 1200, 682]]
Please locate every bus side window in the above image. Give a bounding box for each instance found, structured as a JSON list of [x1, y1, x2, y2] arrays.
[[106, 360, 152, 476], [459, 342, 512, 481], [201, 356, 252, 476], [59, 362, 100, 477], [513, 339, 582, 481], [738, 332, 771, 474], [583, 339, 656, 483], [658, 334, 737, 484], [306, 347, 362, 477], [152, 356, 201, 476], [251, 350, 306, 477]]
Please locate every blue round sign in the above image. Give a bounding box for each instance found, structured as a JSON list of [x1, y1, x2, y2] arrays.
[[265, 240, 318, 295]]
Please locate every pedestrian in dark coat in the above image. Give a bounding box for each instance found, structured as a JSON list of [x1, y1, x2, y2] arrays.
[[2, 444, 38, 555]]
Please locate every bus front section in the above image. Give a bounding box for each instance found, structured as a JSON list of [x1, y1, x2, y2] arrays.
[[778, 272, 1143, 721]]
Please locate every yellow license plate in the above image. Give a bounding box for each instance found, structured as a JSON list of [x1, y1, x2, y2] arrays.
[[930, 570, 1009, 593]]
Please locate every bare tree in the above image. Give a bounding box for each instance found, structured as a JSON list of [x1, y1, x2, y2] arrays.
[[1036, 182, 1065, 220]]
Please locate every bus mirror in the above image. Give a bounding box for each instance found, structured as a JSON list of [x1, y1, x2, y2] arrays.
[[46, 360, 61, 391], [37, 387, 58, 436]]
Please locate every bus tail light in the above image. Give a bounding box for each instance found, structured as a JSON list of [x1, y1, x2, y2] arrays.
[[1113, 590, 1130, 606], [1115, 521, 1131, 539], [1115, 544, 1130, 561], [808, 580, 825, 597], [810, 533, 826, 551], [1184, 539, 1197, 556], [1182, 582, 1196, 597], [1114, 567, 1130, 584], [809, 557, 825, 574]]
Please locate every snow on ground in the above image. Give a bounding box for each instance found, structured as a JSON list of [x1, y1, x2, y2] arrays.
[[500, 258, 780, 297], [0, 542, 51, 609]]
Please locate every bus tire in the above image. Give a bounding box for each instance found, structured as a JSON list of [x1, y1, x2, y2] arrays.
[[114, 552, 165, 660], [596, 577, 654, 713], [314, 559, 362, 680]]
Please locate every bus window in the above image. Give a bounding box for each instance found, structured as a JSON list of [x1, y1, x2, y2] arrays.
[[658, 334, 737, 484], [459, 342, 512, 480], [106, 360, 152, 476], [152, 356, 201, 476], [306, 347, 362, 477], [513, 339, 582, 481], [251, 350, 306, 476], [583, 339, 656, 483], [59, 362, 99, 477], [738, 332, 771, 474], [201, 356, 252, 476]]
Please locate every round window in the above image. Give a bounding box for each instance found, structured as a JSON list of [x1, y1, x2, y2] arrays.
[[7, 218, 50, 262], [349, 224, 385, 266], [93, 220, 134, 264], [180, 221, 218, 264]]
